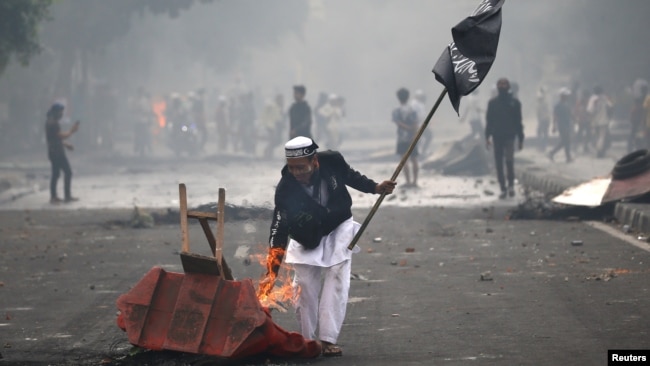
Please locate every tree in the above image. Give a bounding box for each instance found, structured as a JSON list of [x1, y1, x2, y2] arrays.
[[0, 0, 53, 75]]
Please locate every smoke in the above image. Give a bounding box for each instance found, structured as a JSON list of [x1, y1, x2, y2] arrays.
[[3, 0, 650, 155]]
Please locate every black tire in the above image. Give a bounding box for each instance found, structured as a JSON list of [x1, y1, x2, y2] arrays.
[[611, 149, 650, 180]]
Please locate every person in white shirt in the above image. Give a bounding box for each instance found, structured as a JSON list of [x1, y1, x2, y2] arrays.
[[586, 85, 613, 158]]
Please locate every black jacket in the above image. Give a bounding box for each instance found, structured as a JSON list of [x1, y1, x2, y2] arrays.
[[485, 94, 524, 142], [269, 151, 378, 250]]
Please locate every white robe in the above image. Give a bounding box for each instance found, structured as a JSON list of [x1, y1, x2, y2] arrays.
[[286, 218, 360, 343], [282, 183, 361, 343], [285, 217, 361, 267]]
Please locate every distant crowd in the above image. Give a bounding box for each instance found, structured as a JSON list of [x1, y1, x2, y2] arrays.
[[126, 81, 350, 158]]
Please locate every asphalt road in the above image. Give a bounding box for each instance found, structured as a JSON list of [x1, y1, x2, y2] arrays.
[[1, 134, 648, 365], [1, 203, 648, 365]]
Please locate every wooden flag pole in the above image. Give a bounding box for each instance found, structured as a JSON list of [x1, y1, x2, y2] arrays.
[[348, 88, 448, 250]]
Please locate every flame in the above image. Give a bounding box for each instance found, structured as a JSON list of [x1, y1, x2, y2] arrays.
[[255, 247, 300, 311], [152, 99, 166, 128]]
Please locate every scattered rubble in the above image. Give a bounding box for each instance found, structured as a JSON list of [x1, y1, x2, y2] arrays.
[[480, 271, 493, 281], [105, 204, 273, 228], [130, 206, 154, 228], [350, 273, 369, 281], [508, 195, 616, 221], [587, 270, 617, 282]]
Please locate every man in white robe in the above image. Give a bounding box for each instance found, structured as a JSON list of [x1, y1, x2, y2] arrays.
[[263, 136, 396, 357]]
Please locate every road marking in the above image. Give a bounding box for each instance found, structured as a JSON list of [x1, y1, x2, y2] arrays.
[[585, 221, 650, 253]]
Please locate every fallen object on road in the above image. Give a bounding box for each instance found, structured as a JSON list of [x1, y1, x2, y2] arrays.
[[116, 267, 320, 359], [552, 149, 650, 207], [422, 138, 490, 176], [115, 184, 321, 359]]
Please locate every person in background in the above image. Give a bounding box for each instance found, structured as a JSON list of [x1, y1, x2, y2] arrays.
[[460, 89, 484, 140], [573, 88, 591, 154], [548, 88, 573, 163], [238, 91, 257, 155], [641, 84, 650, 147], [289, 85, 312, 139], [316, 93, 343, 149], [45, 103, 80, 204], [411, 89, 432, 155], [535, 87, 551, 152], [392, 88, 420, 188], [629, 83, 648, 151], [130, 88, 153, 156], [313, 92, 329, 142], [485, 77, 524, 199], [214, 95, 230, 153], [586, 85, 613, 158], [261, 95, 284, 158]]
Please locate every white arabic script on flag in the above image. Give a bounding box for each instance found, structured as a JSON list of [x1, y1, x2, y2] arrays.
[[472, 0, 495, 16], [449, 42, 479, 84]]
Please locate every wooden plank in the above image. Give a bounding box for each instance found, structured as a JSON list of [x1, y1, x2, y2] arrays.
[[179, 252, 233, 279], [179, 184, 190, 252], [215, 188, 226, 279], [220, 256, 234, 280], [198, 218, 217, 256], [180, 252, 221, 276], [187, 211, 218, 220]]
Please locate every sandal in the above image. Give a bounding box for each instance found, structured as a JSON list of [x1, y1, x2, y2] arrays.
[[322, 342, 343, 357]]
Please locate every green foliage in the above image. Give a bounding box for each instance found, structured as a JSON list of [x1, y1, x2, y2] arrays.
[[0, 0, 53, 74]]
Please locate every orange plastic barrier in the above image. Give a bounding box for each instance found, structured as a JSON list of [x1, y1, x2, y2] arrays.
[[116, 267, 321, 359]]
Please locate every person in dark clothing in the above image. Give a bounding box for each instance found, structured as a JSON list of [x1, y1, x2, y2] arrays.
[[548, 88, 573, 163], [485, 78, 524, 199], [261, 136, 395, 357], [45, 103, 80, 204], [289, 85, 312, 139], [629, 84, 648, 152]]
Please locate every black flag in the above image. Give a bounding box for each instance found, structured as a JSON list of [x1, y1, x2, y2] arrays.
[[432, 0, 505, 114]]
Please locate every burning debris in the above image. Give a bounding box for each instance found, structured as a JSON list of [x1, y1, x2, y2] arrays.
[[255, 247, 299, 313]]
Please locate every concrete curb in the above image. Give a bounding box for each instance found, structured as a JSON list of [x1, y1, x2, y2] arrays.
[[614, 203, 650, 235], [516, 165, 580, 197]]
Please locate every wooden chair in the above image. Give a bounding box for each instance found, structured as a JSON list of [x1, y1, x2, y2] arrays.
[[178, 183, 233, 279]]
